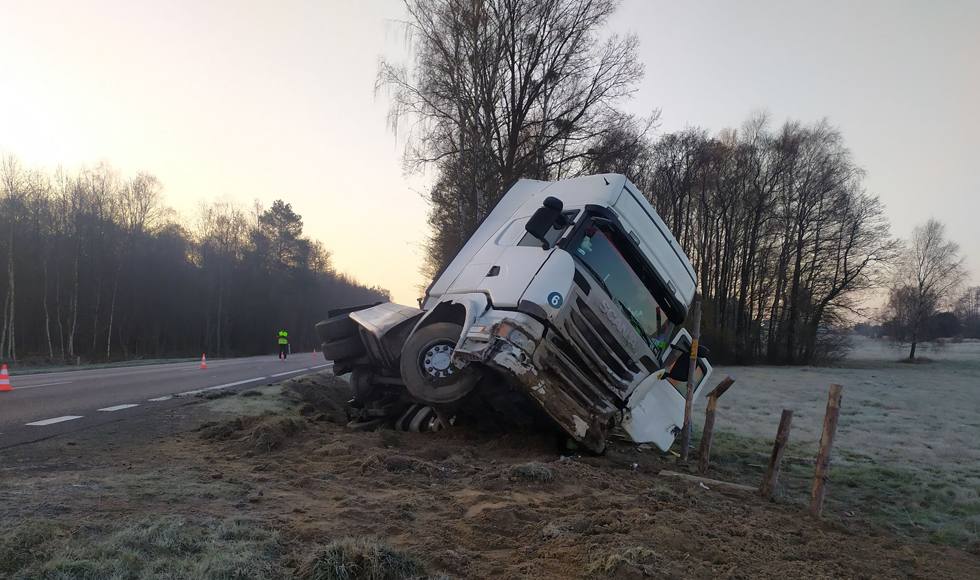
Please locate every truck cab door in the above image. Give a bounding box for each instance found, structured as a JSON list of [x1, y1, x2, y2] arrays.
[[620, 329, 713, 451]]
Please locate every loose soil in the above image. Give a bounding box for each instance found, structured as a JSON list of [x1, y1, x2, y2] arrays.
[[2, 371, 978, 579]]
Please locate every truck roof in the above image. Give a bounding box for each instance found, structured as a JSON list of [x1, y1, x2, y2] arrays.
[[426, 174, 698, 310]]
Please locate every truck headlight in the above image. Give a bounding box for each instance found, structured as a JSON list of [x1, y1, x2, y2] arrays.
[[496, 322, 531, 350]]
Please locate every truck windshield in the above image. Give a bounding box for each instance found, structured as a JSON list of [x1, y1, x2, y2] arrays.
[[569, 219, 674, 356]]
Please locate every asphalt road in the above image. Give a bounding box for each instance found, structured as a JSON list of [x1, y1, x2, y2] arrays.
[[0, 354, 332, 450]]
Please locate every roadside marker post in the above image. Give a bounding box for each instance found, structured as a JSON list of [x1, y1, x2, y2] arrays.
[[313, 349, 316, 358], [200, 354, 207, 370], [0, 364, 11, 391]]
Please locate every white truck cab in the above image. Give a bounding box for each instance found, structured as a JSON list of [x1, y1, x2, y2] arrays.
[[317, 174, 712, 453]]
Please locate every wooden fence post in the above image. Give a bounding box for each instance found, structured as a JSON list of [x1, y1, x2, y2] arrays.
[[679, 296, 702, 462], [698, 375, 735, 474], [809, 383, 844, 519], [761, 409, 794, 499]]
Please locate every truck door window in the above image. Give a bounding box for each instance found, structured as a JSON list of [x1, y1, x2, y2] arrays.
[[662, 342, 707, 397]]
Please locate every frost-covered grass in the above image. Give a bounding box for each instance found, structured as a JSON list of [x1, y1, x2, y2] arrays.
[[0, 517, 286, 579], [299, 537, 445, 580], [701, 336, 980, 548]]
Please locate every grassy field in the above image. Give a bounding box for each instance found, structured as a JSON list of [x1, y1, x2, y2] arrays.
[[704, 337, 980, 547]]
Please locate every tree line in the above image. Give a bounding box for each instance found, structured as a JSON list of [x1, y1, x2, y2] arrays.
[[606, 117, 899, 364], [0, 154, 388, 363], [858, 286, 980, 344], [379, 0, 904, 364], [859, 285, 980, 344]]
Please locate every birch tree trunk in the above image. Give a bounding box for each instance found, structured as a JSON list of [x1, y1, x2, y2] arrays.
[[106, 261, 124, 359], [43, 257, 54, 359]]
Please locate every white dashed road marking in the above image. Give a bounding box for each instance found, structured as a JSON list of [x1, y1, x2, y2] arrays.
[[12, 381, 72, 390], [271, 369, 305, 377], [311, 363, 333, 369], [14, 381, 71, 391], [148, 396, 172, 402], [26, 416, 83, 426], [98, 404, 140, 412], [176, 377, 268, 397]]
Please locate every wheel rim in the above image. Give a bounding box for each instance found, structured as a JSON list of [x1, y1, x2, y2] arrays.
[[401, 323, 479, 404], [419, 339, 457, 382]]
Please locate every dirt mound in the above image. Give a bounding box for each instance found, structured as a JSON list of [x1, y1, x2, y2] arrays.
[[281, 372, 351, 423], [197, 411, 309, 454], [243, 416, 308, 453]]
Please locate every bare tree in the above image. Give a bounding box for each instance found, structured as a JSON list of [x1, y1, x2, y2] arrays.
[[378, 0, 644, 274], [0, 152, 24, 361], [107, 172, 164, 358], [889, 219, 966, 359], [631, 116, 898, 364], [954, 286, 980, 339]]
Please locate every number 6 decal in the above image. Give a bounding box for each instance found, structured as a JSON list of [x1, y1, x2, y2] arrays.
[[547, 292, 564, 309]]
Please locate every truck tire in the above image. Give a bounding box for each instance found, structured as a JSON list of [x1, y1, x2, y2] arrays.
[[315, 314, 359, 343], [399, 322, 479, 404], [320, 335, 365, 361]]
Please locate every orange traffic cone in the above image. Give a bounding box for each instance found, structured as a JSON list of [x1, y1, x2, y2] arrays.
[[313, 349, 316, 358], [200, 354, 207, 370], [0, 364, 11, 391]]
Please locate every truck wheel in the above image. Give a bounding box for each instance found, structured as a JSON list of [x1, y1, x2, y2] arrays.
[[315, 314, 359, 342], [321, 335, 365, 361], [400, 322, 479, 404]]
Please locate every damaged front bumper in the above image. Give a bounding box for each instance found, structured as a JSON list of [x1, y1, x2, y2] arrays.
[[455, 313, 622, 453]]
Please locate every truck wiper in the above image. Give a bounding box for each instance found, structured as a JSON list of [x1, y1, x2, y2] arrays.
[[615, 298, 655, 349], [575, 259, 613, 297]]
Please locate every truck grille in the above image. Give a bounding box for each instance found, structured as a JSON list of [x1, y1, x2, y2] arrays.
[[542, 283, 657, 405]]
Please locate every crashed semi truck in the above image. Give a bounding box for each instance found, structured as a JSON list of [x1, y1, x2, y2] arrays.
[[316, 174, 711, 453]]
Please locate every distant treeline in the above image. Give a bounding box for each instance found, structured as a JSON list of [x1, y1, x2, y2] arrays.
[[0, 155, 388, 363], [865, 286, 980, 342]]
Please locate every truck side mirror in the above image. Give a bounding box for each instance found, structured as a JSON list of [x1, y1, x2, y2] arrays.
[[525, 196, 567, 250]]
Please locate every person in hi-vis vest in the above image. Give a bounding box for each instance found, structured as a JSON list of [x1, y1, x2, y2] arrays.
[[278, 330, 289, 360]]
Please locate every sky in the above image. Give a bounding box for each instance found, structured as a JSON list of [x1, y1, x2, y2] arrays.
[[0, 0, 977, 305]]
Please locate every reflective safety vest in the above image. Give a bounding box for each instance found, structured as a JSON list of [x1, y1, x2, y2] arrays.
[[278, 331, 288, 345]]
